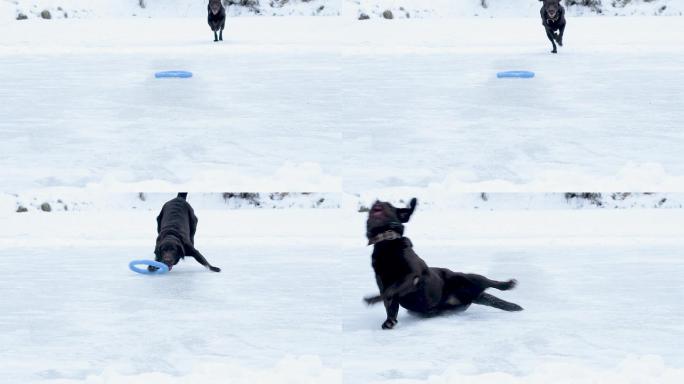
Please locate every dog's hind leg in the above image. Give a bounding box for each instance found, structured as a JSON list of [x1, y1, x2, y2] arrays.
[[473, 293, 523, 312], [463, 273, 517, 291]]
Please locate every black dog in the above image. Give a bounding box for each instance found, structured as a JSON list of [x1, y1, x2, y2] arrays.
[[208, 0, 226, 42], [150, 193, 221, 272], [363, 198, 522, 329], [540, 0, 566, 54]]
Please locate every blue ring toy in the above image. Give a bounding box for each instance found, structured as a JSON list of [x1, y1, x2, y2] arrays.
[[497, 70, 535, 79], [129, 259, 169, 275], [154, 70, 193, 79]]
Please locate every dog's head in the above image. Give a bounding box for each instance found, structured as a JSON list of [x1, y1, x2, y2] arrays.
[[541, 0, 562, 19], [156, 238, 183, 271], [366, 198, 417, 241], [209, 0, 223, 15]]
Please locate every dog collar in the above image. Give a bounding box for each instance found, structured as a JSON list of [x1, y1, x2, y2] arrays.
[[368, 230, 403, 246]]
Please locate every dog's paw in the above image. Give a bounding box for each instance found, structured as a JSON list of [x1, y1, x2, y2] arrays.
[[209, 266, 221, 272], [381, 319, 397, 330]]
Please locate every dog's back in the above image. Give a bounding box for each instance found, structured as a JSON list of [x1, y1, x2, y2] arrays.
[[157, 193, 195, 243]]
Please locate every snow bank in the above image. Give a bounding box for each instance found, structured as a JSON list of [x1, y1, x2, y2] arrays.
[[44, 356, 341, 384], [4, 0, 682, 21], [2, 191, 682, 214], [343, 0, 682, 19], [354, 192, 684, 212], [2, 0, 339, 21], [0, 192, 340, 213], [375, 355, 684, 384]]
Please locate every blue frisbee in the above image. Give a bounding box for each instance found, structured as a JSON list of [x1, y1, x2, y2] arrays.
[[154, 70, 193, 79], [129, 259, 169, 275], [497, 70, 535, 79]]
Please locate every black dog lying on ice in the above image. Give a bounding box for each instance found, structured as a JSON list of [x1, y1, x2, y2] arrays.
[[364, 198, 522, 329], [208, 0, 226, 42], [150, 193, 221, 273], [540, 0, 566, 54]]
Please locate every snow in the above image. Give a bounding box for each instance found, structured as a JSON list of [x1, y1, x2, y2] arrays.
[[1, 207, 683, 383], [2, 17, 684, 192]]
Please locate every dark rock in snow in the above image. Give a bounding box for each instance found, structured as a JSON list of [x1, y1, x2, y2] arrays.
[[382, 10, 393, 19], [358, 13, 370, 20], [40, 202, 52, 212], [41, 10, 51, 19], [16, 206, 28, 213], [16, 13, 28, 20]]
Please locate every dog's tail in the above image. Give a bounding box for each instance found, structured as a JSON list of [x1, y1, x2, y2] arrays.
[[177, 192, 188, 200], [473, 293, 523, 312]]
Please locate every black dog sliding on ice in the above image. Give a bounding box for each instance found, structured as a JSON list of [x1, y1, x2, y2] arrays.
[[208, 0, 226, 42], [149, 193, 221, 272], [540, 0, 566, 54], [364, 198, 522, 329]]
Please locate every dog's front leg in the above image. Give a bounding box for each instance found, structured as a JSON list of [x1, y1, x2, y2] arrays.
[[213, 30, 219, 42], [365, 275, 421, 305], [545, 27, 557, 53], [383, 274, 421, 300], [557, 23, 565, 46], [382, 298, 400, 329]]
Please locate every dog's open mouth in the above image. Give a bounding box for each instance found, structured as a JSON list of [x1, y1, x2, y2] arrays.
[[370, 205, 384, 218]]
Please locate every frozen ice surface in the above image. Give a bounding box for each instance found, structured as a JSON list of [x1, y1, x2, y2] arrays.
[[1, 208, 683, 383], [1, 18, 684, 191]]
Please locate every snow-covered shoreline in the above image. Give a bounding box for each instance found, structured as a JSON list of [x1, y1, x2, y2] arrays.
[[2, 191, 684, 214]]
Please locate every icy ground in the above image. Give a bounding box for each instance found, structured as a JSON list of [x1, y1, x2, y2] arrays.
[[0, 18, 342, 192], [1, 207, 683, 383], [2, 17, 684, 192], [339, 16, 684, 192]]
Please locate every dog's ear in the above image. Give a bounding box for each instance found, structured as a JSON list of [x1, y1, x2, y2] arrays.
[[396, 198, 417, 223]]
